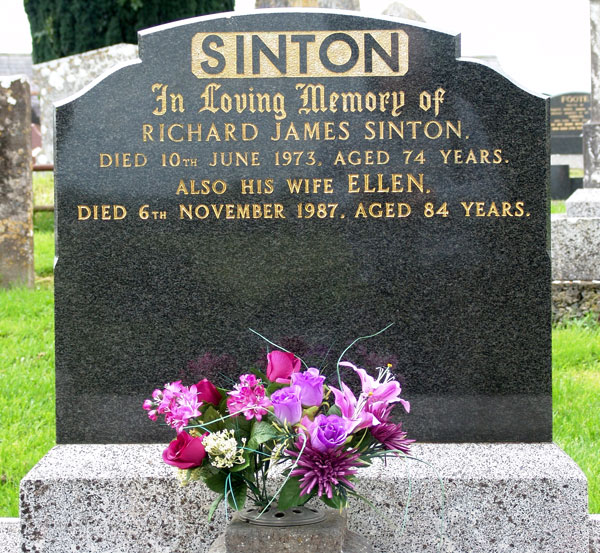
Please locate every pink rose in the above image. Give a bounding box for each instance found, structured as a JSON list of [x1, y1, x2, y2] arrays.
[[266, 350, 301, 383], [195, 378, 222, 406], [162, 431, 206, 469]]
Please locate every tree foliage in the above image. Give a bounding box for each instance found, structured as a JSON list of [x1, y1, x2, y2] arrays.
[[24, 0, 234, 63]]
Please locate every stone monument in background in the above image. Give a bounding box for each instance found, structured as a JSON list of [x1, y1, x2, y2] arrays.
[[552, 0, 600, 321], [33, 44, 138, 164], [584, 0, 600, 190], [254, 0, 359, 9], [551, 92, 590, 156], [0, 76, 34, 288]]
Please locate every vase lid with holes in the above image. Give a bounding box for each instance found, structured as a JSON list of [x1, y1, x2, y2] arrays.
[[238, 504, 326, 526], [207, 506, 373, 553]]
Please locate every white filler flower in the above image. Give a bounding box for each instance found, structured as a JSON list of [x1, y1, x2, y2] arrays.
[[204, 429, 246, 468]]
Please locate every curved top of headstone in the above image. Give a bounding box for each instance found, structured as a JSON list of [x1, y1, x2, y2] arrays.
[[58, 9, 542, 109], [137, 10, 458, 63]]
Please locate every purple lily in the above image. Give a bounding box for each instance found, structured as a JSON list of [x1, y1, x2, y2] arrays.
[[329, 381, 379, 432], [340, 361, 410, 413]]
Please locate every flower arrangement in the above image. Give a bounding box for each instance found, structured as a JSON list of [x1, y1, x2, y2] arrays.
[[143, 334, 413, 516]]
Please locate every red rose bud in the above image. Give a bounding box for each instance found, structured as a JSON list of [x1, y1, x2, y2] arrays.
[[162, 431, 206, 469], [195, 378, 222, 406]]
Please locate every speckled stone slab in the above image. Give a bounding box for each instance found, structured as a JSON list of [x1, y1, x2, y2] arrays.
[[591, 514, 600, 553], [0, 518, 20, 553], [566, 187, 600, 217], [551, 213, 600, 280], [20, 444, 588, 553], [54, 10, 550, 445]]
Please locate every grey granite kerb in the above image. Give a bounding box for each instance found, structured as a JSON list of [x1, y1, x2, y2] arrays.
[[19, 444, 590, 553]]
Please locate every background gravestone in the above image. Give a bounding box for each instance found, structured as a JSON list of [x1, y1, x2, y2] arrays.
[[54, 10, 550, 445], [0, 76, 34, 289], [550, 92, 590, 155], [33, 44, 139, 164], [255, 0, 359, 9]]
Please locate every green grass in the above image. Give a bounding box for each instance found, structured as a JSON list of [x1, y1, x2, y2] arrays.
[[0, 284, 55, 517], [34, 212, 55, 278], [0, 212, 55, 517], [551, 200, 566, 214], [552, 316, 600, 513], [570, 168, 584, 179], [33, 171, 54, 207]]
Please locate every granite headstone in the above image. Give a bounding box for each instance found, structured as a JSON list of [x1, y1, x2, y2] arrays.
[[54, 10, 550, 444], [550, 92, 590, 155]]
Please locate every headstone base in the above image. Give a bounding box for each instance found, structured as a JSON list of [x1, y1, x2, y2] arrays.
[[20, 444, 588, 553]]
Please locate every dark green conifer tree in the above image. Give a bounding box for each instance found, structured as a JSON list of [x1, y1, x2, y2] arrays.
[[24, 0, 234, 63]]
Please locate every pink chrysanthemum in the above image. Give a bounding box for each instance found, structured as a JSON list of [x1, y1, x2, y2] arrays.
[[287, 438, 363, 499], [371, 422, 414, 455], [226, 374, 271, 421]]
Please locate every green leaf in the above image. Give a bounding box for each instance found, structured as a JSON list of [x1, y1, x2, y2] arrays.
[[208, 493, 224, 521], [266, 381, 286, 396], [249, 367, 268, 381], [230, 453, 251, 473], [251, 421, 279, 444], [302, 405, 319, 419], [277, 476, 303, 510], [223, 414, 252, 436], [327, 404, 342, 416], [320, 494, 345, 510], [202, 471, 228, 494], [199, 405, 225, 433], [226, 477, 247, 510], [246, 436, 259, 451]]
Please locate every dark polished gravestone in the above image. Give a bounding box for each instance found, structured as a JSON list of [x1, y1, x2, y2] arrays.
[[551, 92, 590, 154], [54, 10, 550, 444]]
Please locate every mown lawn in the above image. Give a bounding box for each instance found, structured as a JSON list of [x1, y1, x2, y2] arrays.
[[552, 316, 600, 513], [0, 211, 55, 517]]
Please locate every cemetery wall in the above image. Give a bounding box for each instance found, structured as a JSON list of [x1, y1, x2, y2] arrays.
[[552, 281, 600, 323]]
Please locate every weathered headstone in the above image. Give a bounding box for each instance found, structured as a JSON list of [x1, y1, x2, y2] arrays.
[[0, 76, 34, 288], [54, 10, 551, 445], [21, 12, 590, 553], [584, 0, 600, 188], [550, 92, 590, 155], [382, 2, 425, 21]]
